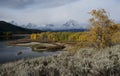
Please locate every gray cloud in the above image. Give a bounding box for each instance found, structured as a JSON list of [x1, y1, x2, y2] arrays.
[[0, 0, 79, 9], [0, 0, 34, 9], [0, 0, 120, 26]]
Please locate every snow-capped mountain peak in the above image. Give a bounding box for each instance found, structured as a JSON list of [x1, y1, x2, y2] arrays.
[[15, 19, 86, 31], [62, 20, 81, 30], [63, 20, 80, 27], [21, 23, 38, 29]]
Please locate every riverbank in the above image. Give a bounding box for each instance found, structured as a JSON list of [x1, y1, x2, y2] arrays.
[[7, 39, 74, 52], [0, 45, 120, 76], [18, 42, 65, 52]]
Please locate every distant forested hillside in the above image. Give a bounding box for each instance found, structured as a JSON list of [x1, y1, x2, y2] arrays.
[[0, 21, 42, 34]]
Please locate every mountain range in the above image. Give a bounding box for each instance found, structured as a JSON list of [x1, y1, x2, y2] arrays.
[[20, 20, 87, 32], [0, 20, 87, 34]]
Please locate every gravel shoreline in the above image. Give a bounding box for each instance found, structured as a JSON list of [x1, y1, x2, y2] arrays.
[[8, 42, 66, 52]]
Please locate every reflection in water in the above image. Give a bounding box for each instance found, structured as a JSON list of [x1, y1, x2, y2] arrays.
[[0, 41, 60, 64]]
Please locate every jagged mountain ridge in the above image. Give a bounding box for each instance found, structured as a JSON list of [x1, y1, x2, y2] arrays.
[[20, 20, 86, 32]]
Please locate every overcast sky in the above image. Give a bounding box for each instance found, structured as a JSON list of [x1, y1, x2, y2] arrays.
[[0, 0, 120, 25]]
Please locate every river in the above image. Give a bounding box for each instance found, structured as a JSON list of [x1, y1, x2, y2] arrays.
[[0, 41, 60, 64]]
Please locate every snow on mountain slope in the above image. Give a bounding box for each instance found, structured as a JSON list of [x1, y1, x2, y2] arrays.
[[11, 20, 86, 31]]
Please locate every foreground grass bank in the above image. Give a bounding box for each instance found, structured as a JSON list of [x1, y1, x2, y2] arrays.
[[0, 45, 120, 76]]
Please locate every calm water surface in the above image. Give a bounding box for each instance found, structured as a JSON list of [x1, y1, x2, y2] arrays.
[[0, 41, 60, 63]]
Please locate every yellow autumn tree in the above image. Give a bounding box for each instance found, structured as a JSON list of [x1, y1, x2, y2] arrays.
[[30, 33, 37, 40], [89, 9, 118, 48]]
